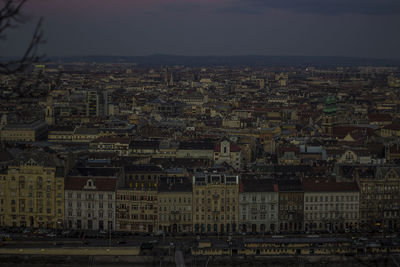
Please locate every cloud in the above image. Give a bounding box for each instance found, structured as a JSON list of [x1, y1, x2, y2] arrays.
[[216, 6, 262, 15], [243, 0, 400, 15], [160, 2, 204, 12]]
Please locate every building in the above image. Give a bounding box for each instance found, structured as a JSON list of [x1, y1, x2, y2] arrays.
[[0, 120, 48, 142], [239, 178, 278, 233], [86, 89, 108, 117], [381, 124, 400, 138], [89, 136, 130, 156], [64, 176, 117, 230], [278, 179, 304, 232], [157, 177, 192, 233], [115, 165, 162, 232], [214, 138, 242, 170], [357, 166, 400, 231], [303, 179, 359, 232], [0, 151, 64, 228], [321, 96, 337, 136], [192, 171, 239, 233]]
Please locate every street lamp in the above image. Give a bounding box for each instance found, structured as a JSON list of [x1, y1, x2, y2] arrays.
[[55, 220, 62, 245]]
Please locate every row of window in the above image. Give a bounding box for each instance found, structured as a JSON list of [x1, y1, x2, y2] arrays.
[[305, 203, 358, 211], [195, 189, 237, 195], [67, 192, 113, 200], [304, 212, 358, 220], [159, 197, 191, 204], [159, 214, 191, 222], [66, 210, 113, 218], [305, 195, 358, 202], [195, 214, 236, 221], [68, 202, 112, 209], [117, 195, 156, 201], [195, 206, 236, 212], [242, 213, 275, 220], [241, 195, 278, 202]]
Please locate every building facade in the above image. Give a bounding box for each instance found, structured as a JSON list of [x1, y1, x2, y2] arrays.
[[192, 172, 239, 233], [158, 177, 192, 233], [64, 176, 116, 230], [357, 166, 400, 231], [0, 152, 64, 229], [303, 180, 359, 232], [278, 179, 304, 232], [214, 139, 242, 170], [239, 178, 278, 233], [116, 165, 161, 232]]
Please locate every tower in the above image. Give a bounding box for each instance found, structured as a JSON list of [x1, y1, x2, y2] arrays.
[[45, 106, 55, 125], [169, 73, 174, 87], [321, 96, 337, 136], [0, 113, 7, 129]]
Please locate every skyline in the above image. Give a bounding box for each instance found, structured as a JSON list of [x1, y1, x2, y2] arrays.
[[1, 0, 400, 59]]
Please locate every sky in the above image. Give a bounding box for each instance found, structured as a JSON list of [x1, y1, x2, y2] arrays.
[[1, 0, 400, 58]]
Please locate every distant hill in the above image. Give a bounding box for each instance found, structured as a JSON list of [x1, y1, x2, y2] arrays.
[[40, 54, 400, 67]]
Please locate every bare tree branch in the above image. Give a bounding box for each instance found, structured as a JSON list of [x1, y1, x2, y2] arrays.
[[0, 0, 45, 74]]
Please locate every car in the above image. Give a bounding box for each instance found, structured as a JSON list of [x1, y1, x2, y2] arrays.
[[155, 230, 164, 236], [140, 242, 153, 250], [61, 230, 70, 237], [117, 240, 127, 245], [47, 233, 57, 238]]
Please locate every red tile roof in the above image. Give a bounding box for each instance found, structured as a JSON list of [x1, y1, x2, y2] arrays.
[[214, 143, 241, 152], [383, 124, 400, 131], [65, 176, 117, 191], [368, 113, 392, 122]]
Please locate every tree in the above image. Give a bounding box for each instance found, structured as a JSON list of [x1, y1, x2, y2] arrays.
[[0, 0, 44, 74]]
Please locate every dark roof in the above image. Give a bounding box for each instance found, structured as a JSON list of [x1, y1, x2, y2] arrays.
[[48, 125, 75, 132], [368, 113, 392, 122], [383, 124, 400, 131], [72, 167, 121, 177], [130, 140, 160, 149], [277, 179, 303, 192], [157, 178, 192, 193], [240, 178, 276, 193], [12, 151, 60, 168], [302, 180, 359, 192], [0, 148, 14, 162], [124, 164, 164, 173], [91, 136, 130, 144], [179, 141, 214, 150], [65, 176, 116, 191]]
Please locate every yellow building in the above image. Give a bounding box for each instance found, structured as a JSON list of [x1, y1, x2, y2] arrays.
[[116, 188, 158, 232], [192, 172, 239, 233], [1, 120, 47, 142], [357, 166, 400, 231], [157, 177, 192, 233], [116, 165, 163, 233], [381, 124, 400, 138], [0, 152, 64, 228]]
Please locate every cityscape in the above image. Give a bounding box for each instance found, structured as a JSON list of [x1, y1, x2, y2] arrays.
[[1, 0, 400, 266]]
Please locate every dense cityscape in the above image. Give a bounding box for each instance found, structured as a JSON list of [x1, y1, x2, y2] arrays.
[[0, 62, 400, 265], [2, 0, 400, 265]]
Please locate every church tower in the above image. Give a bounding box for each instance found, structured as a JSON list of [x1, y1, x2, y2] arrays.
[[321, 96, 337, 136], [45, 106, 55, 125]]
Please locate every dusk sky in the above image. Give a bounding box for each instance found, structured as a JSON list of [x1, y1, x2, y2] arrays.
[[1, 0, 400, 58]]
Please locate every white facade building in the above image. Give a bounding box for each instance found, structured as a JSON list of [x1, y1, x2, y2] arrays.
[[65, 177, 116, 231], [239, 178, 278, 233]]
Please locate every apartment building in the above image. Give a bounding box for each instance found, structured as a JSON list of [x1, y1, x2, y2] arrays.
[[192, 171, 239, 233]]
